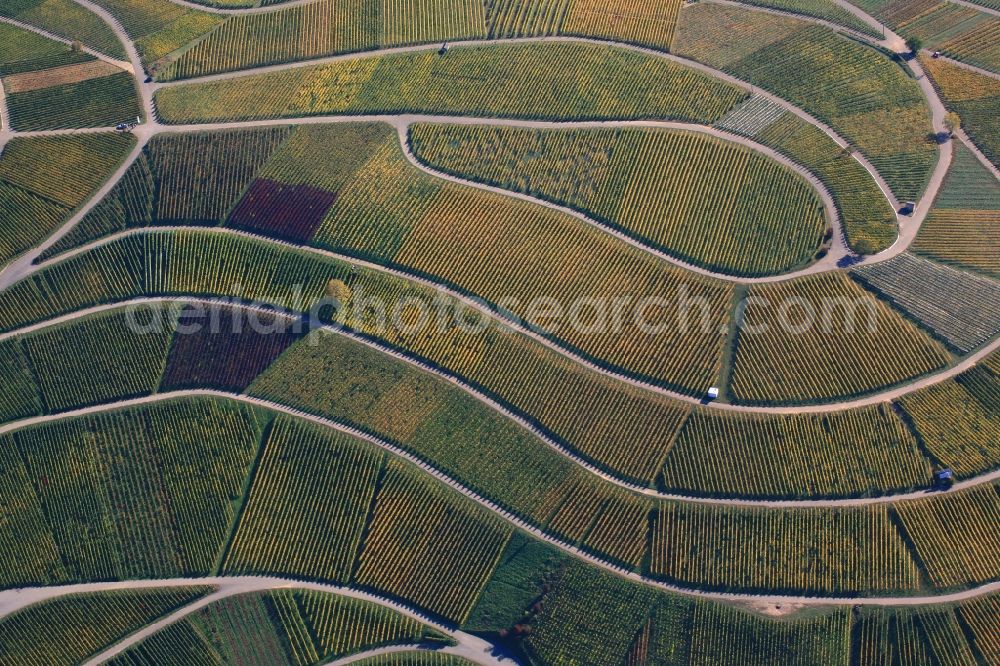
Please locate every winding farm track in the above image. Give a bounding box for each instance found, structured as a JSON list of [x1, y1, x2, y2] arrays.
[[0, 16, 133, 72], [0, 390, 998, 608], [932, 52, 1000, 81], [0, 578, 512, 666], [0, 0, 996, 619], [3, 348, 1000, 506], [11, 228, 1000, 419]]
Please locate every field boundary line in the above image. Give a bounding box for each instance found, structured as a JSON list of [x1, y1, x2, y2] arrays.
[[12, 233, 1000, 417], [0, 16, 133, 72], [0, 392, 998, 606], [1, 327, 998, 507], [10, 235, 1000, 416]]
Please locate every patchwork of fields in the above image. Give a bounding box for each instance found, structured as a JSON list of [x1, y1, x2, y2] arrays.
[[0, 0, 998, 663]]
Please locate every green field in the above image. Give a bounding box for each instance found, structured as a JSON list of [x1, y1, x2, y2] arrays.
[[410, 124, 827, 276], [674, 4, 937, 204], [0, 588, 212, 666], [0, 133, 134, 270], [157, 42, 746, 121]]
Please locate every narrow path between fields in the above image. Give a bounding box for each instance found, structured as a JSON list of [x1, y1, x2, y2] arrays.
[[946, 0, 1000, 18], [165, 0, 320, 15], [0, 577, 510, 666], [0, 393, 997, 608], [9, 238, 1000, 420], [930, 52, 1000, 81], [2, 341, 999, 508], [0, 16, 133, 72]]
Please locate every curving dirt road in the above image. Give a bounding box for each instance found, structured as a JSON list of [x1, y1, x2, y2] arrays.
[[1, 317, 998, 508], [931, 52, 1000, 82], [0, 577, 511, 666], [0, 16, 133, 72], [10, 231, 1000, 419], [0, 390, 997, 608], [165, 0, 319, 15]]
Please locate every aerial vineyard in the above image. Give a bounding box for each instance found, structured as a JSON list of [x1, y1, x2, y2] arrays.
[[897, 363, 1000, 478], [660, 404, 932, 499], [852, 252, 1000, 353], [524, 564, 661, 665], [54, 124, 735, 394], [893, 483, 1000, 587], [913, 142, 1000, 278], [0, 24, 138, 131], [107, 589, 448, 665], [155, 42, 746, 122], [21, 306, 174, 411], [354, 459, 512, 623], [0, 132, 134, 268], [409, 124, 827, 276], [729, 272, 952, 405], [920, 53, 1000, 170], [84, 0, 223, 71], [5, 71, 141, 131], [0, 0, 126, 59], [0, 588, 212, 666], [4, 398, 265, 583], [888, 2, 1000, 75], [161, 304, 305, 391], [674, 4, 936, 202], [900, 363, 1000, 476], [689, 602, 851, 665], [0, 22, 92, 78], [0, 338, 43, 423], [342, 265, 693, 485], [753, 109, 897, 255], [650, 502, 921, 594], [729, 0, 881, 36], [162, 0, 487, 80], [223, 417, 384, 582]]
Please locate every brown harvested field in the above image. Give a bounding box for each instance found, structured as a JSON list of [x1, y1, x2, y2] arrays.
[[2, 60, 124, 93]]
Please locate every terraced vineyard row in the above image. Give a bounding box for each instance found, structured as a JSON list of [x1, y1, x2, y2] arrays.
[[161, 0, 487, 80], [0, 133, 134, 270], [751, 108, 898, 255], [730, 272, 952, 405], [156, 41, 746, 122], [0, 588, 213, 666], [852, 253, 1000, 353], [5, 227, 983, 498], [410, 124, 827, 276], [0, 391, 996, 610], [661, 405, 931, 498], [920, 53, 1000, 170], [84, 0, 224, 72], [107, 590, 450, 665], [0, 0, 126, 59], [730, 0, 881, 36], [46, 125, 736, 395], [913, 142, 1000, 278], [485, 0, 682, 50], [673, 4, 936, 206], [876, 0, 1000, 75], [0, 23, 140, 131], [898, 355, 999, 479]]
